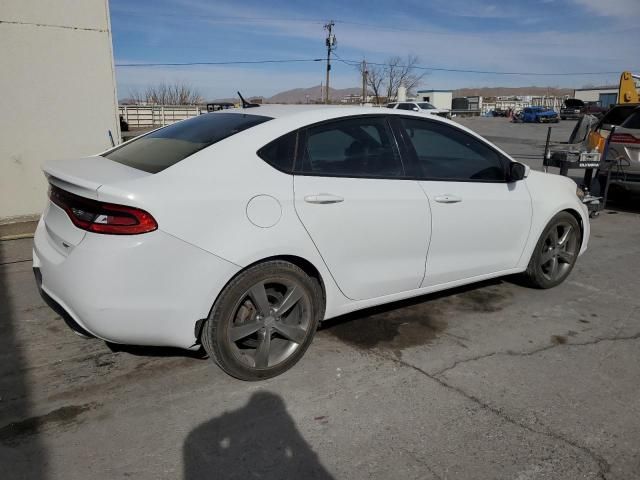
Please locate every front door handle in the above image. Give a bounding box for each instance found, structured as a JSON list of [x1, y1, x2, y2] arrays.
[[304, 193, 344, 204], [434, 194, 462, 204]]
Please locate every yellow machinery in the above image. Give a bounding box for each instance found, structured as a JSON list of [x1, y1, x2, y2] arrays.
[[619, 71, 640, 104], [587, 71, 640, 152]]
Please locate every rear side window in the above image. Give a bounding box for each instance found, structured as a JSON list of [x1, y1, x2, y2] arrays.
[[104, 112, 271, 173], [400, 118, 506, 181], [258, 132, 297, 173], [299, 117, 403, 178]]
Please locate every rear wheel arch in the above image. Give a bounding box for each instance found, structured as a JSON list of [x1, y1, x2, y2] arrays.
[[195, 254, 326, 344]]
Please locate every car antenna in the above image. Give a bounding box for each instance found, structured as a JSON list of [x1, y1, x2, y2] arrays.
[[237, 91, 260, 108]]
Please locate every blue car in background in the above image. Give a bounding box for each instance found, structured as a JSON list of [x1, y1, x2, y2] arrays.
[[519, 106, 559, 123]]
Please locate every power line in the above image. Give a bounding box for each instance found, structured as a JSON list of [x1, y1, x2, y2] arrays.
[[334, 56, 634, 76], [115, 56, 635, 77], [116, 59, 323, 67]]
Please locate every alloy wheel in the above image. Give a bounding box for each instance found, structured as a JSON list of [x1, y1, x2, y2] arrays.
[[227, 279, 312, 369], [539, 221, 578, 282]]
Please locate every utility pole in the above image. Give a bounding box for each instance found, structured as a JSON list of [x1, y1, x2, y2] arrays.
[[361, 59, 367, 105], [324, 20, 336, 104]]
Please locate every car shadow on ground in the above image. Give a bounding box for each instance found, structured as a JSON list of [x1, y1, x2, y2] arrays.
[[0, 241, 47, 479], [183, 391, 334, 480], [320, 278, 506, 332], [105, 342, 207, 359]]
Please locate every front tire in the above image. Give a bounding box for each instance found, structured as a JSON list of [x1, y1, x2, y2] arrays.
[[202, 261, 323, 380], [523, 212, 581, 289]]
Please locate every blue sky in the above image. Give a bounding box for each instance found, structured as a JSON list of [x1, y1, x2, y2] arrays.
[[110, 0, 640, 100]]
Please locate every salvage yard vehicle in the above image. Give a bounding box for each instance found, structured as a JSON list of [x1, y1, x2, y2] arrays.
[[387, 101, 451, 119], [561, 99, 608, 120], [587, 104, 638, 153], [560, 99, 584, 120], [598, 105, 640, 196], [519, 106, 559, 123], [34, 105, 590, 380]]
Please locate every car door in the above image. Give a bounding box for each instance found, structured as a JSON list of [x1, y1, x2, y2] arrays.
[[293, 115, 431, 301], [393, 116, 531, 286]]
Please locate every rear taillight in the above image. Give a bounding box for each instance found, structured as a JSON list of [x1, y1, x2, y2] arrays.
[[49, 185, 157, 235], [610, 133, 640, 144]]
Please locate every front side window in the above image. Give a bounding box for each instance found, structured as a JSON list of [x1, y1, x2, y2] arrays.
[[400, 118, 506, 181], [418, 102, 436, 110], [104, 113, 271, 173], [396, 103, 416, 111], [298, 117, 403, 178]]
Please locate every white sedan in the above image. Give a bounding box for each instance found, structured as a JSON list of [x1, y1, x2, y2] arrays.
[[387, 101, 451, 118], [34, 106, 589, 380]]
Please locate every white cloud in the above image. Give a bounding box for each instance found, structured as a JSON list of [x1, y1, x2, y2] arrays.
[[571, 0, 640, 19]]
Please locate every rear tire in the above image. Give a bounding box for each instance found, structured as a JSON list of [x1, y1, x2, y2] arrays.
[[202, 261, 323, 380], [523, 212, 581, 289]]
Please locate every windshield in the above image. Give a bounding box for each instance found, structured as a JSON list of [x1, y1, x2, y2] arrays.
[[418, 102, 436, 109], [104, 112, 271, 173]]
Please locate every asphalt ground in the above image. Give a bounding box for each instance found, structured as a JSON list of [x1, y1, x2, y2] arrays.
[[1, 117, 639, 479]]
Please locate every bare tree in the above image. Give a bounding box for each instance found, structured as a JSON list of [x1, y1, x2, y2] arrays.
[[384, 55, 426, 101], [357, 55, 426, 104], [130, 82, 203, 105]]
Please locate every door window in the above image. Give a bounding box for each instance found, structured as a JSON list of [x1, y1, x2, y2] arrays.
[[299, 117, 403, 178], [400, 118, 506, 181], [396, 103, 416, 111]]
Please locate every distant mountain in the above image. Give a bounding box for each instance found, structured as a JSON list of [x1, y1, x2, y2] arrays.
[[452, 86, 573, 98], [267, 85, 364, 104]]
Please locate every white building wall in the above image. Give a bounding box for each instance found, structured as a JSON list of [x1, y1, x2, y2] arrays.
[[416, 91, 453, 110], [0, 0, 119, 222], [573, 88, 618, 103]]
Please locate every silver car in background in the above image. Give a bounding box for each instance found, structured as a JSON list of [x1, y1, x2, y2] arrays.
[[603, 106, 640, 196]]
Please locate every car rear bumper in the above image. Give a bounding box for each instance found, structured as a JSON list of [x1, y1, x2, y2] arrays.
[[33, 218, 240, 349]]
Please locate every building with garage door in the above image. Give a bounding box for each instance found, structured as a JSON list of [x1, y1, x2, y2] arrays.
[[415, 90, 453, 110], [0, 0, 119, 231], [573, 86, 618, 108]]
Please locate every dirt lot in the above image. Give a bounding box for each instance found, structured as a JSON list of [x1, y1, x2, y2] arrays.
[[1, 118, 639, 479]]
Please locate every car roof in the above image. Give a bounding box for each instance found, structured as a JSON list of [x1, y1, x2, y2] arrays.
[[220, 104, 440, 121]]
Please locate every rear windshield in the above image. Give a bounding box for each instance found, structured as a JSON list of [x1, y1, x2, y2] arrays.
[[621, 108, 640, 129], [599, 105, 637, 130], [104, 112, 271, 173]]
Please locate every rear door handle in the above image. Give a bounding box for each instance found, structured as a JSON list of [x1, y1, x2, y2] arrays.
[[434, 194, 462, 204], [304, 193, 344, 204]]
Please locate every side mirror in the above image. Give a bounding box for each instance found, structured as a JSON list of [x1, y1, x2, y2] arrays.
[[412, 107, 419, 112], [508, 162, 527, 182]]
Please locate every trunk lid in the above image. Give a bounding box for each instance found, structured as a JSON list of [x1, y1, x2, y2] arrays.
[[42, 156, 151, 254]]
